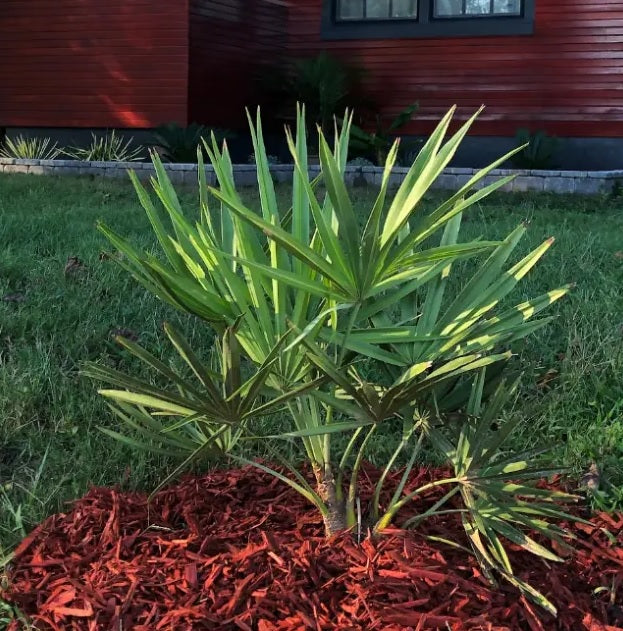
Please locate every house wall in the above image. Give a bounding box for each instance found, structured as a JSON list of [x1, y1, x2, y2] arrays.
[[287, 0, 623, 138], [0, 0, 189, 128], [188, 0, 288, 129]]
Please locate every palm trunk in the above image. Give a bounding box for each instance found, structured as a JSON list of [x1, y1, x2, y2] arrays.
[[313, 462, 347, 536]]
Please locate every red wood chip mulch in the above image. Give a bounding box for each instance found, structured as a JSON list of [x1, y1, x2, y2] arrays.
[[3, 466, 623, 631]]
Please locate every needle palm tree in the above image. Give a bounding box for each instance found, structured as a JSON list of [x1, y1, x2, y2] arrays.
[[86, 105, 579, 615]]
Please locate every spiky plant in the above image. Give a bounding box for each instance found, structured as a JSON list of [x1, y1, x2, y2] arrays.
[[64, 130, 144, 162], [87, 106, 580, 615], [154, 123, 231, 163], [0, 135, 61, 160]]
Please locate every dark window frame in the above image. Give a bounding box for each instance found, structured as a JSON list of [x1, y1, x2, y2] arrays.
[[322, 0, 535, 40]]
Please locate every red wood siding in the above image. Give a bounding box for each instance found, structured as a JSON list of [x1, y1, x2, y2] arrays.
[[0, 0, 189, 128], [287, 0, 623, 137], [189, 0, 287, 128]]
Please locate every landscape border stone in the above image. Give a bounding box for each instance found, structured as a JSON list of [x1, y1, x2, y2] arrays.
[[1, 158, 621, 195]]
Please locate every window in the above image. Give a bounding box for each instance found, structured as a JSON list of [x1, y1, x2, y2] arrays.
[[434, 0, 521, 17], [337, 0, 418, 20], [322, 0, 534, 39]]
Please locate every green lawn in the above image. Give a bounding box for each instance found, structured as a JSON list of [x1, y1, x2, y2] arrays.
[[1, 172, 623, 558]]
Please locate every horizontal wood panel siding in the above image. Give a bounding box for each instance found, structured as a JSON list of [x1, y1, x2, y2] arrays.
[[0, 0, 189, 128], [189, 0, 287, 128], [287, 0, 623, 137]]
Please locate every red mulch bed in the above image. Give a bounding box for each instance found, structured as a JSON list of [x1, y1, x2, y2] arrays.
[[3, 466, 623, 631]]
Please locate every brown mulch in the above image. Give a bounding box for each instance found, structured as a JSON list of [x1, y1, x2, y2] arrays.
[[3, 466, 623, 631]]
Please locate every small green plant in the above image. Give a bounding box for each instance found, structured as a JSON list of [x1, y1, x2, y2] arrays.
[[590, 480, 623, 513], [574, 400, 623, 511], [154, 123, 230, 163], [610, 179, 623, 199], [348, 102, 419, 165], [0, 135, 61, 160], [248, 152, 281, 165], [0, 485, 24, 596], [291, 53, 365, 135], [347, 156, 375, 168], [90, 105, 578, 615], [0, 597, 32, 631], [0, 486, 26, 546], [259, 53, 369, 137], [64, 131, 144, 162], [1, 488, 32, 630], [511, 129, 559, 170]]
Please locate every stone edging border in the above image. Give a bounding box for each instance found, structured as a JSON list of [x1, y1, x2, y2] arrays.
[[1, 158, 621, 195]]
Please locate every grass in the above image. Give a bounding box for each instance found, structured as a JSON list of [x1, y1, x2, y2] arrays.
[[1, 172, 623, 561]]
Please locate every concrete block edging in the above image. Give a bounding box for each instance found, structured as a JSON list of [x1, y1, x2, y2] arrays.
[[0, 158, 621, 195]]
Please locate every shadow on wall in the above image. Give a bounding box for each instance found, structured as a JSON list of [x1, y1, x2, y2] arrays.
[[187, 0, 288, 130], [82, 0, 187, 128], [1, 0, 188, 129]]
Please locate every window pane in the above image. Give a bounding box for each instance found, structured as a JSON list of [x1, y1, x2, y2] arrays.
[[339, 0, 364, 19], [337, 0, 418, 20], [366, 0, 390, 18], [392, 0, 417, 18], [434, 0, 463, 16], [493, 0, 521, 13], [433, 0, 523, 18], [465, 0, 491, 15]]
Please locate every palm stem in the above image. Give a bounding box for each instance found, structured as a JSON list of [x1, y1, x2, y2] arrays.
[[336, 426, 364, 502], [372, 425, 417, 521], [346, 425, 377, 527], [374, 476, 462, 532]]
